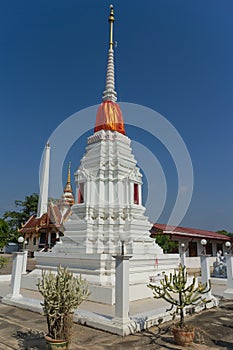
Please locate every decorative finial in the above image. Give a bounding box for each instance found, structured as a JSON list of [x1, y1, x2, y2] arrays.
[[102, 5, 117, 102], [62, 161, 74, 206], [68, 162, 71, 183], [94, 5, 126, 135], [109, 5, 114, 50]]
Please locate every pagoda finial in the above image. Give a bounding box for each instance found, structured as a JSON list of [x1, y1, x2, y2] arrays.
[[94, 5, 126, 135], [62, 162, 74, 206], [102, 5, 117, 102], [109, 5, 114, 50], [67, 162, 71, 183]]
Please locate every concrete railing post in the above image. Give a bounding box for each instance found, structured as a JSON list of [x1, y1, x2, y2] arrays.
[[180, 250, 186, 267], [112, 254, 132, 327], [223, 255, 233, 299], [200, 255, 212, 299], [180, 243, 186, 267], [22, 251, 28, 274], [10, 252, 24, 298]]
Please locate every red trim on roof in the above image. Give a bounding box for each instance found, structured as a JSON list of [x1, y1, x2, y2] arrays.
[[151, 223, 232, 241]]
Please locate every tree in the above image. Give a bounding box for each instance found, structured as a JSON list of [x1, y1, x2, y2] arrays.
[[0, 219, 10, 248], [3, 193, 39, 242], [217, 230, 233, 238], [155, 234, 178, 253]]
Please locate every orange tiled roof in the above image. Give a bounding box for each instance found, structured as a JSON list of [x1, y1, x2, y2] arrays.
[[151, 223, 232, 241]]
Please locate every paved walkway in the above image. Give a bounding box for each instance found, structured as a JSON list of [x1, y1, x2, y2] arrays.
[[0, 296, 233, 349], [0, 277, 230, 350], [0, 256, 232, 349]]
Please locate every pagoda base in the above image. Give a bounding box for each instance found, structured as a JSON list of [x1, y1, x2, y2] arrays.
[[21, 251, 179, 305]]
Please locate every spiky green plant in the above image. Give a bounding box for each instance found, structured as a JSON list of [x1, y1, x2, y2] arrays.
[[148, 264, 211, 329], [37, 265, 90, 345], [0, 256, 8, 269]]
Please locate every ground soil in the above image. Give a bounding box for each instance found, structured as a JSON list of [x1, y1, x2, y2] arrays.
[[1, 254, 233, 349]]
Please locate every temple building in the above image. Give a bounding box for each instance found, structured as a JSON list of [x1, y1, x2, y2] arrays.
[[19, 162, 74, 256], [151, 223, 232, 256]]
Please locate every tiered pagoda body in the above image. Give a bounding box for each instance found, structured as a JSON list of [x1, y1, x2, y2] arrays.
[[27, 6, 179, 304]]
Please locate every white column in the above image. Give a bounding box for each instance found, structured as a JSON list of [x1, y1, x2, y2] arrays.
[[138, 184, 142, 205], [223, 255, 233, 299], [48, 232, 51, 248], [112, 254, 132, 325], [200, 255, 211, 299], [22, 251, 28, 274], [129, 182, 133, 204], [86, 179, 91, 207], [37, 142, 50, 218], [180, 249, 186, 267], [10, 252, 24, 298]]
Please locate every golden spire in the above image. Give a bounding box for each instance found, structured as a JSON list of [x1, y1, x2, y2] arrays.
[[62, 162, 74, 206], [109, 5, 114, 50], [67, 161, 71, 183]]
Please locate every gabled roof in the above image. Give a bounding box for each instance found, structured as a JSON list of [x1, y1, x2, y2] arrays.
[[19, 201, 72, 234], [19, 213, 48, 233], [151, 223, 232, 241]]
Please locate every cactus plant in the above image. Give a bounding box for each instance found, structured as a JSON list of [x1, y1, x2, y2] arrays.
[[37, 265, 90, 348], [148, 264, 211, 330]]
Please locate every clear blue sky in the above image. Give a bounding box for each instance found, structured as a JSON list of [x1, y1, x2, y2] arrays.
[[1, 0, 233, 232]]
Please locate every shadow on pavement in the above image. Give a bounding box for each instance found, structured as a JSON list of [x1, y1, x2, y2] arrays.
[[214, 340, 233, 350], [14, 330, 46, 350]]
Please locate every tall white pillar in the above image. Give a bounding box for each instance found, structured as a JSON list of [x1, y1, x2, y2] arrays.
[[37, 142, 50, 218], [200, 255, 211, 299], [10, 252, 24, 298], [223, 255, 233, 299], [112, 254, 132, 326]]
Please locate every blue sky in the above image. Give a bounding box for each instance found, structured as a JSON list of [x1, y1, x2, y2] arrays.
[[0, 0, 233, 232]]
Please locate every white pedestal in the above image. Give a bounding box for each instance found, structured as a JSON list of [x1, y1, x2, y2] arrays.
[[223, 255, 233, 299], [180, 250, 186, 267], [22, 251, 28, 274], [10, 252, 24, 298], [200, 255, 212, 299], [112, 254, 132, 323], [111, 254, 136, 335]]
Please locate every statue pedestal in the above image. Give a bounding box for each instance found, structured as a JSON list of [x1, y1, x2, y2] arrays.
[[223, 255, 233, 299]]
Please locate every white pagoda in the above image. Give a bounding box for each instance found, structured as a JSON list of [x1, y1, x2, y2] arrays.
[[28, 5, 179, 304]]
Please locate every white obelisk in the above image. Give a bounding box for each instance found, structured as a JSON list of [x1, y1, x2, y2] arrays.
[[37, 142, 50, 218]]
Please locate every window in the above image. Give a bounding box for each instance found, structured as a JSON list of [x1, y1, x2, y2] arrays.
[[51, 233, 57, 247], [134, 183, 139, 204], [171, 241, 179, 253], [188, 242, 197, 257], [78, 183, 84, 203], [206, 242, 213, 256], [39, 232, 46, 244], [216, 243, 223, 253]]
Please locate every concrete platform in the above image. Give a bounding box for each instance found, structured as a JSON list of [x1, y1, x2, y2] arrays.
[[0, 277, 221, 336], [0, 292, 232, 349]]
